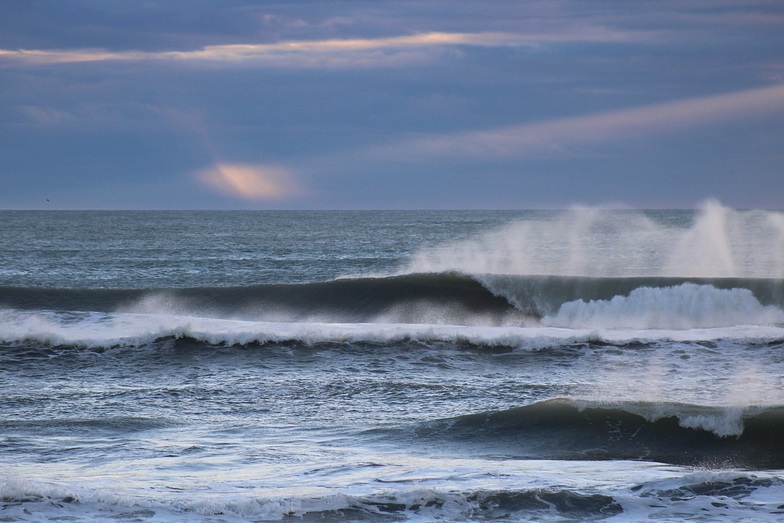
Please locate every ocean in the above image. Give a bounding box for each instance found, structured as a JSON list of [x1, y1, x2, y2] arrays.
[[1, 203, 783, 522]]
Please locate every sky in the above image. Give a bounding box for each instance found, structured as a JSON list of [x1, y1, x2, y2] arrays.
[[1, 0, 783, 210]]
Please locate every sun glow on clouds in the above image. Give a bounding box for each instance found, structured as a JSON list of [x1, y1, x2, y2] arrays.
[[196, 163, 299, 200]]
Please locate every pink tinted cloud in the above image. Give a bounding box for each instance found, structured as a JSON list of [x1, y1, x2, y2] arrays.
[[392, 83, 784, 158]]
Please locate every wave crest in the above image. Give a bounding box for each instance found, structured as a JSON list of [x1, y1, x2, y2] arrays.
[[409, 398, 784, 469]]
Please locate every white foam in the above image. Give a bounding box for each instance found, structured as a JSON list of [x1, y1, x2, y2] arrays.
[[5, 461, 784, 523], [2, 307, 783, 351], [616, 471, 784, 523], [543, 283, 784, 329]]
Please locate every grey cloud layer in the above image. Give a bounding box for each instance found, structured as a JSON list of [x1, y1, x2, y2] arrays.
[[0, 0, 782, 209]]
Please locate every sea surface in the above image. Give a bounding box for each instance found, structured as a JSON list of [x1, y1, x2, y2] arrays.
[[1, 203, 784, 522]]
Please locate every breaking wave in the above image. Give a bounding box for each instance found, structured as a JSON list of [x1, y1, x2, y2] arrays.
[[407, 398, 784, 469], [543, 283, 784, 329]]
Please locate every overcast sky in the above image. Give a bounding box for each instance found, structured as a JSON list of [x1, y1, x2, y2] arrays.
[[1, 0, 783, 209]]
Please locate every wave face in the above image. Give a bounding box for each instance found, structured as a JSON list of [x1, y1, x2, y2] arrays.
[[407, 399, 784, 469], [2, 275, 783, 331], [0, 273, 521, 326]]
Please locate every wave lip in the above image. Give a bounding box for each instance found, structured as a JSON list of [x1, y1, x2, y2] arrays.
[[410, 399, 784, 469]]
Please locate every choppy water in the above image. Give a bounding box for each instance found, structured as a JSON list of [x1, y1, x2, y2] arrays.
[[2, 205, 784, 522]]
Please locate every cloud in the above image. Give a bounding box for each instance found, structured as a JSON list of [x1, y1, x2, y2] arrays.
[[0, 29, 639, 68], [20, 105, 74, 126], [375, 83, 784, 159], [195, 163, 300, 200]]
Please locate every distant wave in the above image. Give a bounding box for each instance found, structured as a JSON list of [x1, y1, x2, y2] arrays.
[[407, 398, 784, 469], [0, 416, 174, 436]]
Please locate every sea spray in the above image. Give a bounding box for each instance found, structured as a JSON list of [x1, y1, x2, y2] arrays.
[[403, 201, 784, 278], [664, 201, 784, 278]]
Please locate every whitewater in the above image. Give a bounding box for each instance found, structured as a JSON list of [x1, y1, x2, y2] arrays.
[[1, 202, 784, 522]]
